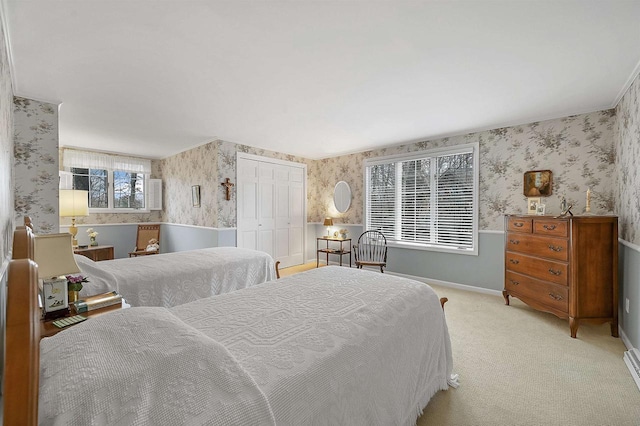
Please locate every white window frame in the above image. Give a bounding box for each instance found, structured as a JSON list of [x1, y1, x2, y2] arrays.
[[363, 142, 479, 256], [63, 149, 152, 213]]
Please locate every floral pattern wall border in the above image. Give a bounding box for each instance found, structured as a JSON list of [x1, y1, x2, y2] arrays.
[[13, 97, 59, 234], [615, 70, 640, 245]]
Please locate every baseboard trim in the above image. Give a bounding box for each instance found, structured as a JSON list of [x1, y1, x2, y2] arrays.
[[623, 347, 640, 392], [373, 269, 501, 296]]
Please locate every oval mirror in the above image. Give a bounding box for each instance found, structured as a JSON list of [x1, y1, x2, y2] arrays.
[[333, 181, 351, 213]]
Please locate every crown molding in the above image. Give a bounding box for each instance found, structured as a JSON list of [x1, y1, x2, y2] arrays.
[[612, 57, 640, 109], [0, 0, 17, 93]]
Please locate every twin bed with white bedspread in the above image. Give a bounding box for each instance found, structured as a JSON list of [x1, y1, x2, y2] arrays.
[[38, 266, 454, 425], [74, 246, 276, 307]]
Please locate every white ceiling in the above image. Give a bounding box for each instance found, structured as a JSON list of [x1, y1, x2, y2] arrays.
[[4, 1, 640, 160]]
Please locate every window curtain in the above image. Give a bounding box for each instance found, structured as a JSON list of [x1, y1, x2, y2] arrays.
[[63, 148, 151, 174]]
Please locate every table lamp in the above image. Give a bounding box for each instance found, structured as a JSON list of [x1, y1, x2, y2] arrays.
[[323, 217, 333, 237], [59, 189, 89, 247], [34, 233, 81, 319]]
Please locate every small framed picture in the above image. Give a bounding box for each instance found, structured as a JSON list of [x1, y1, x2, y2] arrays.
[[536, 203, 546, 215], [42, 278, 69, 314], [527, 197, 541, 215], [524, 170, 553, 197], [192, 185, 201, 207]]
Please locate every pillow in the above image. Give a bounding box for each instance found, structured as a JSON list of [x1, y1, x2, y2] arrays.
[[74, 254, 118, 296]]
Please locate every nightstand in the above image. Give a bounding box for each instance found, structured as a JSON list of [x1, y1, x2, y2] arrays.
[[74, 245, 114, 261], [316, 237, 352, 267], [40, 302, 123, 338]]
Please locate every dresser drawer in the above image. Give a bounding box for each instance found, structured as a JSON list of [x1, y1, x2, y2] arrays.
[[505, 252, 568, 286], [507, 217, 532, 233], [505, 271, 568, 313], [533, 219, 568, 237], [505, 233, 568, 261]]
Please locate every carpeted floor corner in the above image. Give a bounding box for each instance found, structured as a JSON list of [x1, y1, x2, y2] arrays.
[[418, 283, 640, 426]]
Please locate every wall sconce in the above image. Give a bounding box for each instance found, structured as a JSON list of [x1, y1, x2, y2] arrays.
[[34, 233, 81, 319], [59, 189, 89, 247], [323, 217, 333, 237]]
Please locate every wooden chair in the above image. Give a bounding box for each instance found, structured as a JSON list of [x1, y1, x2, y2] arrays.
[[128, 224, 161, 257], [353, 230, 388, 273]]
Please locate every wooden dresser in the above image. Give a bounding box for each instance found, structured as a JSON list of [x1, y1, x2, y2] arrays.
[[503, 215, 618, 338], [74, 245, 114, 262]]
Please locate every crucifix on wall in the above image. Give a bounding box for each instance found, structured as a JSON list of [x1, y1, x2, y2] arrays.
[[221, 178, 234, 201]]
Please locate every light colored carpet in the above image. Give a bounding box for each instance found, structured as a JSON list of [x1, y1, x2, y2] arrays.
[[279, 262, 640, 426], [418, 283, 640, 426]]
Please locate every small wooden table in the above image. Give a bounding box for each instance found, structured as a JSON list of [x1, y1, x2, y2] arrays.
[[316, 237, 352, 268], [74, 245, 114, 261], [40, 302, 123, 338]]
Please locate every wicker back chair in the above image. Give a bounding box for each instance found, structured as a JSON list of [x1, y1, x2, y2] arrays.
[[353, 230, 387, 273], [128, 224, 161, 257]]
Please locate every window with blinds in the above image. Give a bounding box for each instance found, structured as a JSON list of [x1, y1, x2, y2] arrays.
[[364, 143, 479, 255]]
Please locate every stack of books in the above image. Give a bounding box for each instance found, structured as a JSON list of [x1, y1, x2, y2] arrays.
[[73, 291, 123, 313]]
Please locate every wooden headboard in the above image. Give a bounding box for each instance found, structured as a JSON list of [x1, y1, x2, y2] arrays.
[[3, 225, 40, 425]]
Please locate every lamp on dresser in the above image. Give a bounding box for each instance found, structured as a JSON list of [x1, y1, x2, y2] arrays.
[[34, 233, 82, 319], [59, 189, 89, 247]]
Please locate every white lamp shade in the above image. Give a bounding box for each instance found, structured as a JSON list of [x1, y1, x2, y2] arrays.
[[34, 233, 81, 279], [59, 189, 89, 217]]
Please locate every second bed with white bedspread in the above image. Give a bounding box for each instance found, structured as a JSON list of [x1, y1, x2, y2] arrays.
[[74, 247, 276, 307]]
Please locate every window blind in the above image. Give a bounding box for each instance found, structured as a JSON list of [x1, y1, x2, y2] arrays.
[[63, 149, 151, 174], [365, 143, 478, 254]]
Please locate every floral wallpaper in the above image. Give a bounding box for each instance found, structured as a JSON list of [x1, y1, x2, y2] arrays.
[[0, 18, 14, 263], [157, 110, 615, 232], [161, 141, 220, 228], [311, 110, 616, 231], [13, 97, 59, 234], [161, 140, 311, 228], [615, 70, 640, 245]]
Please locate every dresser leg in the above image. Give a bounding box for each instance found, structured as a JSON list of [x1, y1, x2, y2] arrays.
[[569, 317, 578, 338], [502, 290, 510, 305], [611, 321, 619, 338]]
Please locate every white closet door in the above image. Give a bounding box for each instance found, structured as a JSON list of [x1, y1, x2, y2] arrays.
[[288, 167, 304, 266], [237, 159, 260, 250], [258, 162, 276, 258], [237, 154, 306, 268], [275, 165, 291, 264]]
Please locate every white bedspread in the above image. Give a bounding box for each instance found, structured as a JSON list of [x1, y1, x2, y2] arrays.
[[74, 247, 276, 308], [39, 267, 452, 425], [171, 266, 453, 426], [39, 308, 275, 426]]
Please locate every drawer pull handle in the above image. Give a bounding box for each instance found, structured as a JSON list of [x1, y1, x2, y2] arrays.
[[543, 224, 557, 231], [513, 222, 524, 228], [510, 280, 520, 286], [548, 268, 562, 276], [547, 245, 563, 252], [509, 259, 519, 264], [548, 293, 563, 301], [510, 239, 520, 245]]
